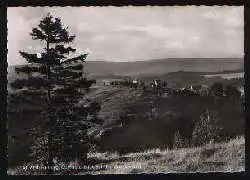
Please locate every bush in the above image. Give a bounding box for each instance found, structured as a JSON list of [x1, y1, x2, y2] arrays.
[[210, 82, 223, 96], [225, 85, 240, 98], [172, 131, 189, 149], [191, 109, 222, 147]]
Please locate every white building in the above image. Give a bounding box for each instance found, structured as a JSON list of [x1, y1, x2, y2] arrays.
[[238, 86, 244, 97]]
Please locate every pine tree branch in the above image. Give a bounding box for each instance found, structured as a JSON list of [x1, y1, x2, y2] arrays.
[[47, 45, 77, 64], [37, 14, 75, 44], [10, 77, 54, 90], [30, 27, 47, 41], [51, 70, 82, 79], [65, 64, 83, 71], [49, 33, 75, 44], [48, 50, 65, 65], [10, 79, 26, 89], [19, 51, 45, 64], [54, 45, 76, 55], [60, 53, 88, 64], [38, 14, 55, 37], [15, 65, 48, 75]]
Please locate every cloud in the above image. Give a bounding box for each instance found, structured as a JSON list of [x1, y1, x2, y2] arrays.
[[7, 6, 244, 65], [92, 35, 109, 43]]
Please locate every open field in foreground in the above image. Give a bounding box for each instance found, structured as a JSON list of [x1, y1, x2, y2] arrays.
[[8, 136, 244, 175], [85, 136, 245, 174]]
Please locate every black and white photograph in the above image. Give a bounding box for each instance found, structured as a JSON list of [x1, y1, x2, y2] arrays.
[[7, 6, 244, 174]]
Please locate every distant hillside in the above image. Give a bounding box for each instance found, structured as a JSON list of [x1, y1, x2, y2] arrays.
[[8, 58, 243, 84], [84, 58, 243, 77]]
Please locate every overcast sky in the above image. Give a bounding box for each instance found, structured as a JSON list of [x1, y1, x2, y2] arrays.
[[7, 6, 244, 65]]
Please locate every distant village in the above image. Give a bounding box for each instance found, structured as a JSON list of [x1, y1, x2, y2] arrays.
[[100, 78, 244, 99]]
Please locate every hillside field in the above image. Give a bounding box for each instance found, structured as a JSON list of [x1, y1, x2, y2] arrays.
[[7, 58, 245, 174]]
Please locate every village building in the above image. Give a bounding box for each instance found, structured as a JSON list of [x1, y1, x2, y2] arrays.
[[237, 86, 244, 97], [102, 80, 111, 86]]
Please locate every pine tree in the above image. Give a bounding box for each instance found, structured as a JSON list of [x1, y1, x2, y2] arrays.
[[210, 82, 224, 97], [10, 13, 96, 174], [191, 109, 222, 147], [173, 130, 189, 149]]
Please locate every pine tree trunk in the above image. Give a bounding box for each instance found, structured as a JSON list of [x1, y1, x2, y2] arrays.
[[46, 40, 54, 174], [46, 40, 51, 101]]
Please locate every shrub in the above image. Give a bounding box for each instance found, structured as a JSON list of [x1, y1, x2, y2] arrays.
[[225, 85, 240, 99], [191, 109, 222, 147], [172, 130, 189, 149], [210, 82, 223, 96]]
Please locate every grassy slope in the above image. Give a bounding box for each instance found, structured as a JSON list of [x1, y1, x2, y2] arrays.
[[96, 93, 244, 154], [84, 87, 144, 137], [86, 136, 245, 174], [8, 136, 244, 174]]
